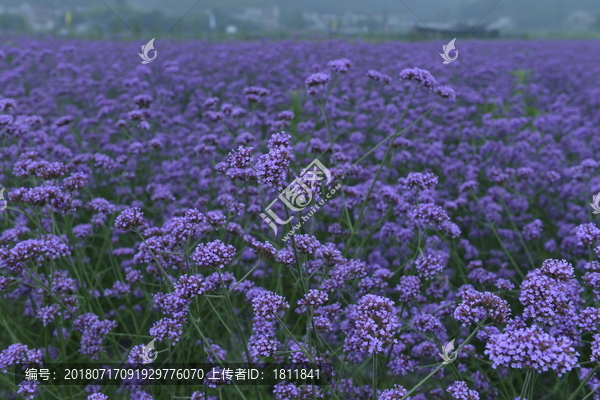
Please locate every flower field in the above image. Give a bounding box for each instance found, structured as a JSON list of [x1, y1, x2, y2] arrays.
[[1, 37, 600, 400]]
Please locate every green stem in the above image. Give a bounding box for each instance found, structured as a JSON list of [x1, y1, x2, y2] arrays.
[[519, 369, 533, 400], [373, 353, 378, 400], [351, 104, 436, 167], [400, 323, 483, 400], [275, 316, 341, 400], [134, 228, 174, 287], [568, 366, 599, 400], [346, 90, 421, 253]]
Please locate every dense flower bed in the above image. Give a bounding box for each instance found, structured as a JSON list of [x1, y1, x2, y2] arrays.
[[0, 37, 600, 400]]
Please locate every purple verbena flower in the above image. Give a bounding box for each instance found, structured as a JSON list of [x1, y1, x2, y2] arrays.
[[343, 294, 399, 354], [485, 325, 578, 376], [399, 67, 437, 90], [447, 381, 479, 400], [114, 208, 145, 230], [191, 240, 236, 269]]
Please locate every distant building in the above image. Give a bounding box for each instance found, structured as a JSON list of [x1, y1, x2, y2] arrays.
[[300, 12, 416, 34], [565, 11, 596, 31], [302, 12, 337, 31], [0, 3, 92, 33], [0, 3, 56, 32], [386, 14, 417, 33], [412, 22, 499, 38], [234, 7, 280, 30]]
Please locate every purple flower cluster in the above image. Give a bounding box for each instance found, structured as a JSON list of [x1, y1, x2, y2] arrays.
[[0, 343, 43, 373], [519, 259, 578, 324], [379, 385, 410, 400], [255, 133, 294, 189], [191, 240, 236, 269], [343, 294, 399, 355], [0, 234, 70, 274], [576, 223, 600, 245], [453, 288, 511, 325], [447, 381, 479, 400], [485, 325, 578, 376], [400, 67, 437, 90], [252, 291, 290, 320], [114, 208, 145, 230], [72, 313, 117, 359]]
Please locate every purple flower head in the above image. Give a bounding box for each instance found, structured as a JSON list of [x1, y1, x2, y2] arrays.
[[485, 325, 578, 376], [290, 234, 321, 254], [0, 98, 17, 112], [396, 276, 421, 302], [539, 259, 574, 281], [13, 158, 68, 179], [344, 294, 399, 354], [379, 384, 410, 400], [578, 307, 600, 332], [0, 276, 14, 291], [184, 208, 206, 224], [273, 382, 323, 400], [305, 73, 331, 93], [2, 235, 70, 273], [86, 198, 116, 214], [227, 146, 253, 169], [297, 289, 329, 314], [367, 69, 391, 84], [405, 172, 439, 191], [243, 86, 270, 97], [327, 58, 352, 74], [519, 269, 576, 324], [434, 85, 456, 101], [447, 381, 479, 400], [114, 208, 145, 230], [203, 97, 219, 109], [206, 210, 227, 227], [255, 132, 293, 189], [523, 219, 543, 241], [87, 394, 109, 400], [72, 313, 117, 358], [133, 93, 153, 108], [592, 334, 600, 364], [191, 240, 236, 269], [191, 392, 218, 400], [226, 146, 256, 181], [36, 304, 61, 326], [454, 289, 511, 325], [174, 274, 206, 299], [276, 110, 295, 121], [149, 317, 184, 344], [244, 87, 269, 103], [0, 343, 43, 373], [248, 331, 279, 360], [576, 223, 600, 245], [414, 252, 447, 280], [63, 172, 88, 191], [252, 292, 289, 320], [413, 203, 450, 224], [399, 67, 437, 90], [18, 380, 39, 400]]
